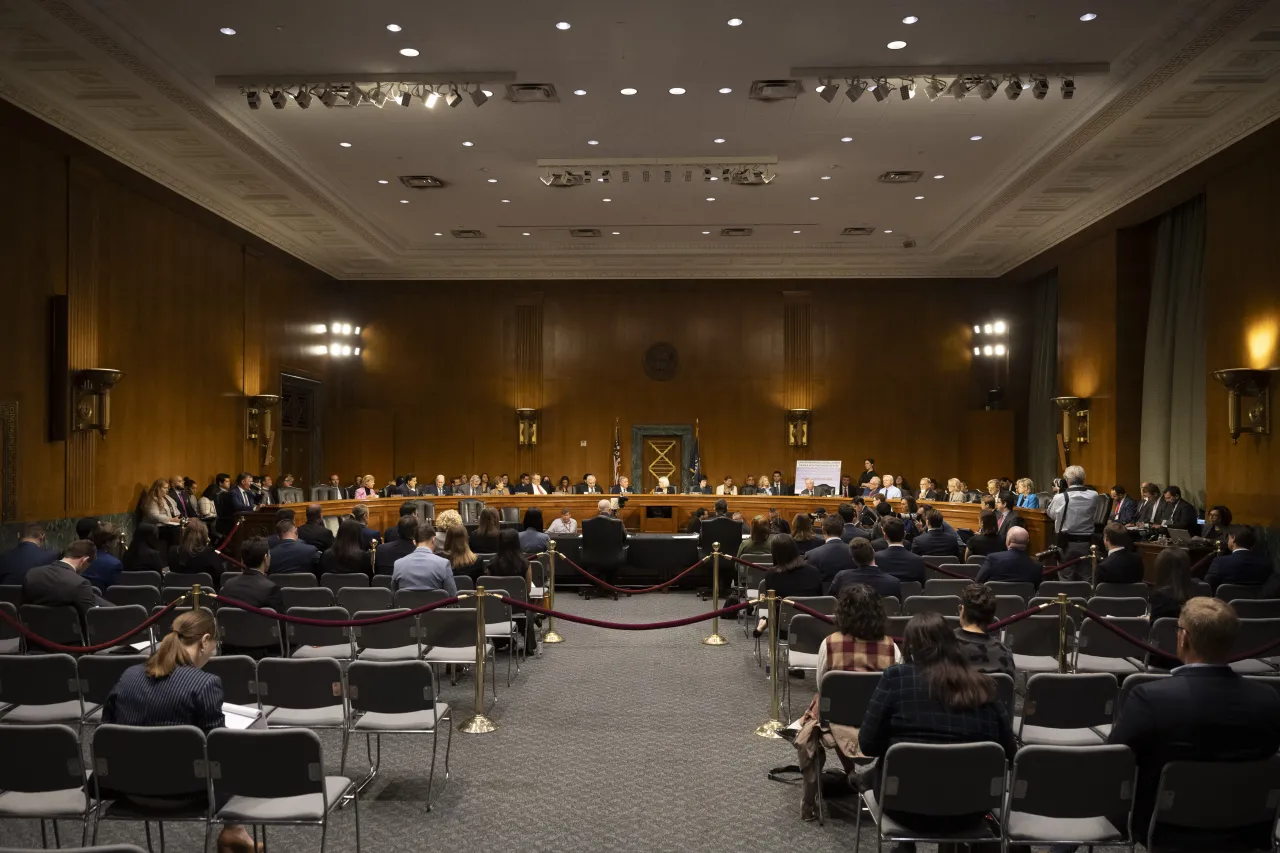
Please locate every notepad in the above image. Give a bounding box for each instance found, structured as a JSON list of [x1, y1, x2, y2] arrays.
[[130, 640, 151, 651], [222, 703, 262, 730]]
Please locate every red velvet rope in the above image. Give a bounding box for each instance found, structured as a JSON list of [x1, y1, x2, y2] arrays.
[[555, 554, 709, 594], [0, 597, 185, 654], [215, 519, 243, 552], [499, 596, 752, 631], [1042, 554, 1086, 577], [1190, 549, 1219, 577], [213, 549, 248, 571], [1073, 604, 1280, 664], [209, 592, 459, 626], [724, 554, 771, 571]]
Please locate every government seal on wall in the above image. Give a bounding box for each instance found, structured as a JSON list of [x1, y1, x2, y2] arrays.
[[643, 342, 678, 381]]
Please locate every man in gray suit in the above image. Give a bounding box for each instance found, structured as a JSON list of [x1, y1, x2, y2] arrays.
[[21, 539, 109, 629]]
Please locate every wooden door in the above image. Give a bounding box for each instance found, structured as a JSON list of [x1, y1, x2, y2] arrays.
[[641, 435, 682, 493], [279, 377, 317, 489]]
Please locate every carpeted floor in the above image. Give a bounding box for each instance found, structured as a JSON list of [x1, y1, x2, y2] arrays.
[[8, 592, 1134, 852]]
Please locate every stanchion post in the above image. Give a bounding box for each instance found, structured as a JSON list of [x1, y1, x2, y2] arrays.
[[702, 542, 728, 646], [192, 583, 201, 613], [1056, 592, 1070, 674], [755, 591, 783, 738], [543, 541, 564, 644], [459, 588, 496, 734], [1089, 544, 1099, 587]]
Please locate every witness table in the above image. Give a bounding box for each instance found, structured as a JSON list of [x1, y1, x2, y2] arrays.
[[1136, 540, 1219, 584]]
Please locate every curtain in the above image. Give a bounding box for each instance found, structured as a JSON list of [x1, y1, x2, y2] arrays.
[[1140, 195, 1207, 506], [1027, 270, 1059, 495]]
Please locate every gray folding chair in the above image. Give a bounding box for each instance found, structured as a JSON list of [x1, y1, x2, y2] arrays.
[[992, 595, 1025, 621], [1087, 596, 1148, 617], [1147, 757, 1280, 852], [217, 571, 244, 588], [966, 554, 987, 565], [86, 605, 152, 655], [453, 575, 475, 592], [0, 600, 20, 654], [1146, 617, 1180, 671], [1006, 614, 1075, 675], [285, 606, 354, 660], [103, 586, 160, 610], [1216, 583, 1261, 602], [1095, 582, 1149, 600], [879, 596, 900, 616], [1017, 672, 1116, 745], [898, 581, 923, 599], [321, 573, 369, 596], [479, 576, 532, 663], [1232, 599, 1280, 619], [90, 724, 212, 848], [854, 741, 1006, 852], [921, 555, 954, 571], [990, 671, 1016, 721], [78, 654, 147, 724], [985, 581, 1036, 600], [370, 575, 394, 590], [1005, 744, 1136, 850], [419, 607, 497, 704], [162, 572, 213, 591], [217, 607, 285, 658], [149, 605, 214, 638], [923, 578, 972, 597], [0, 723, 93, 847], [272, 572, 319, 589], [115, 571, 162, 589], [394, 588, 452, 610], [478, 593, 519, 686], [814, 670, 883, 824], [781, 614, 828, 721], [0, 584, 22, 608], [344, 660, 451, 811], [1075, 616, 1148, 675], [337, 587, 393, 614], [19, 604, 84, 649], [351, 609, 420, 661], [283, 587, 334, 610], [904, 595, 961, 616], [1038, 580, 1093, 599], [208, 728, 358, 853], [1229, 617, 1280, 675], [203, 655, 263, 709], [1189, 579, 1213, 599], [0, 653, 83, 724], [935, 563, 978, 580], [257, 657, 349, 767]]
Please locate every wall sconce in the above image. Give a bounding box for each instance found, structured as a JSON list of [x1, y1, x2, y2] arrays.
[[246, 394, 281, 442], [1052, 396, 1091, 445], [787, 409, 810, 447], [73, 368, 123, 437], [1212, 368, 1277, 443], [517, 408, 538, 446]]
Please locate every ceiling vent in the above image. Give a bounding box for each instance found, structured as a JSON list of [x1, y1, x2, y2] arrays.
[[570, 228, 601, 238], [902, 239, 917, 249], [399, 175, 445, 189], [506, 83, 559, 103], [878, 171, 923, 183], [451, 229, 484, 239], [749, 79, 803, 101], [720, 228, 753, 237], [841, 226, 876, 236]]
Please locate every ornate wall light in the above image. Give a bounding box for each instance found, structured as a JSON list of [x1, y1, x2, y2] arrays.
[[1212, 368, 1277, 443], [73, 368, 123, 437], [1051, 396, 1090, 445], [517, 408, 539, 446], [246, 394, 282, 442], [787, 409, 810, 447]]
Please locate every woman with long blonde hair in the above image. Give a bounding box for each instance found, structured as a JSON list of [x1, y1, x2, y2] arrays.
[[354, 474, 378, 500], [141, 477, 180, 526]]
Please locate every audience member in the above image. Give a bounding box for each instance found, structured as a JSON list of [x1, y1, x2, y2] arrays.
[[264, 508, 296, 548], [392, 522, 456, 595], [976, 527, 1041, 587], [433, 510, 464, 550], [1148, 548, 1195, 664], [806, 516, 855, 587], [140, 477, 181, 527], [383, 502, 418, 542], [378, 516, 423, 575], [547, 508, 578, 535], [319, 519, 372, 576], [762, 535, 823, 600], [75, 516, 100, 541], [768, 506, 792, 534], [993, 491, 1021, 540], [0, 522, 59, 585], [297, 503, 335, 551], [169, 473, 195, 518], [964, 510, 1004, 560], [489, 528, 531, 584], [829, 537, 902, 600], [793, 584, 900, 821], [519, 508, 550, 554], [684, 507, 706, 533], [123, 523, 166, 572], [220, 537, 284, 613], [21, 540, 106, 629], [1205, 525, 1271, 590], [350, 504, 380, 549], [1095, 523, 1143, 584], [268, 519, 320, 575], [738, 515, 773, 560], [954, 584, 1014, 676], [876, 517, 927, 586], [790, 513, 822, 555], [440, 523, 478, 580], [83, 522, 124, 592], [470, 507, 501, 553], [1014, 477, 1039, 508], [1201, 505, 1233, 542], [168, 519, 227, 581], [910, 509, 963, 561], [1108, 485, 1137, 524]]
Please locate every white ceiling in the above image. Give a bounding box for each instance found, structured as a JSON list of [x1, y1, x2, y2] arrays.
[[3, 0, 1280, 279]]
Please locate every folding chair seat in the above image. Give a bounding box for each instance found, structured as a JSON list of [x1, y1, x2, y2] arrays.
[[879, 596, 900, 617], [285, 606, 354, 660], [78, 654, 147, 724], [1016, 672, 1116, 745], [0, 724, 94, 847], [1229, 617, 1280, 675], [0, 653, 84, 724], [1216, 583, 1261, 603], [337, 587, 393, 614], [272, 572, 319, 589], [103, 585, 160, 610], [86, 605, 152, 654], [1004, 745, 1136, 848], [258, 657, 348, 734], [1075, 617, 1147, 675], [1087, 596, 1147, 617], [90, 724, 212, 843], [352, 609, 420, 661], [923, 578, 972, 597]]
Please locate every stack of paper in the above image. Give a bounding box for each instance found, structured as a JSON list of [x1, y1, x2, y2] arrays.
[[222, 703, 262, 730]]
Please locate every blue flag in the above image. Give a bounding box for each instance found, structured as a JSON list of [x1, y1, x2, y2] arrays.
[[688, 435, 701, 484]]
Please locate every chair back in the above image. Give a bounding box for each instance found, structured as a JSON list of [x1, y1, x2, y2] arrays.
[[420, 607, 477, 649], [1147, 616, 1179, 659], [1095, 582, 1149, 600], [500, 507, 521, 523], [921, 555, 953, 570], [116, 570, 163, 588], [0, 584, 23, 607], [935, 563, 978, 579], [0, 600, 19, 649], [1087, 596, 1148, 617], [217, 607, 284, 653], [454, 575, 475, 592], [457, 499, 485, 525], [1077, 616, 1148, 659], [0, 652, 79, 708], [985, 580, 1035, 599], [282, 586, 334, 610], [337, 586, 393, 613], [989, 671, 1016, 720], [581, 516, 626, 567], [1010, 744, 1135, 826], [1023, 672, 1116, 729], [204, 655, 259, 706], [779, 595, 836, 632], [880, 596, 900, 616], [887, 615, 912, 639], [276, 487, 304, 504], [478, 575, 528, 604], [0, 723, 85, 794], [1217, 583, 1262, 602], [414, 500, 435, 521], [351, 609, 417, 653], [285, 606, 351, 650], [786, 614, 829, 655], [19, 603, 84, 646], [1117, 672, 1170, 714], [394, 588, 452, 610], [1232, 618, 1280, 662], [91, 723, 208, 798], [271, 572, 318, 589], [1232, 599, 1280, 618], [311, 485, 340, 501], [104, 584, 161, 609], [879, 742, 1007, 817], [78, 653, 147, 706], [993, 595, 1024, 621], [321, 572, 369, 595], [966, 554, 987, 565], [163, 572, 214, 590], [347, 659, 437, 715], [741, 563, 770, 592], [208, 728, 325, 799], [1149, 757, 1280, 841], [86, 604, 151, 650], [923, 578, 972, 597], [898, 581, 923, 599], [1190, 579, 1212, 599], [700, 517, 743, 554], [1006, 614, 1075, 657], [1039, 580, 1093, 599], [904, 595, 961, 617], [371, 574, 394, 589], [818, 671, 882, 727], [257, 657, 343, 710]]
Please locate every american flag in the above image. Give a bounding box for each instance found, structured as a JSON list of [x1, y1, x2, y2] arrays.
[[611, 421, 621, 485]]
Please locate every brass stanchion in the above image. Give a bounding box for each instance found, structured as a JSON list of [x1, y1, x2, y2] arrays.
[[754, 591, 783, 738], [192, 583, 201, 613], [459, 588, 496, 734], [543, 541, 563, 644], [1056, 592, 1070, 674], [1089, 544, 1099, 587], [702, 542, 728, 646]]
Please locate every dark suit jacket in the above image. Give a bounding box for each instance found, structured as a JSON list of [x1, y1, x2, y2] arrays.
[[170, 488, 195, 518], [422, 485, 450, 496], [21, 561, 108, 621], [700, 516, 743, 555], [0, 542, 61, 585], [268, 538, 320, 575], [220, 571, 284, 612], [1160, 499, 1197, 531], [573, 483, 603, 495], [1110, 495, 1138, 524], [834, 484, 857, 499], [976, 548, 1042, 586], [1135, 497, 1162, 525], [373, 538, 416, 575], [297, 521, 334, 552], [910, 528, 963, 561], [1111, 666, 1280, 846], [805, 539, 854, 586], [1205, 549, 1273, 590], [828, 566, 901, 599], [840, 523, 872, 544], [918, 489, 940, 501], [608, 485, 633, 495], [1097, 548, 1145, 584], [875, 545, 927, 586], [995, 511, 1022, 542]]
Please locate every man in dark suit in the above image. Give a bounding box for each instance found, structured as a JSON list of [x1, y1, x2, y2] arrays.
[[0, 523, 60, 585], [169, 474, 195, 518], [837, 503, 872, 544], [394, 474, 420, 497], [609, 475, 634, 495], [835, 475, 855, 499], [1158, 485, 1197, 531], [805, 516, 855, 587], [796, 477, 818, 497], [574, 474, 603, 495], [875, 518, 927, 586], [829, 537, 902, 599], [910, 509, 963, 561], [1205, 525, 1273, 590], [222, 537, 284, 611], [994, 491, 1022, 541], [218, 472, 259, 532], [582, 502, 628, 599], [297, 504, 335, 552], [1134, 482, 1163, 525], [21, 540, 108, 631], [1107, 598, 1280, 849], [327, 474, 354, 500], [1096, 523, 1144, 584], [374, 516, 418, 575], [267, 520, 320, 575], [510, 473, 533, 495], [976, 527, 1041, 587], [1108, 485, 1138, 524], [771, 470, 790, 497], [423, 474, 451, 497], [264, 508, 297, 548], [383, 502, 418, 542], [350, 505, 381, 549]]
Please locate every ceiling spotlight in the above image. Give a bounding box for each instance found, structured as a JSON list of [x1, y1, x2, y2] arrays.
[[983, 345, 994, 356], [587, 139, 599, 145], [369, 87, 388, 108], [482, 90, 493, 97], [948, 77, 969, 100], [245, 89, 260, 109], [434, 232, 443, 236], [486, 178, 498, 183], [973, 347, 980, 355], [933, 174, 944, 179], [809, 196, 820, 201], [386, 23, 401, 32], [399, 48, 419, 57], [902, 15, 918, 24], [573, 88, 587, 95], [727, 17, 743, 26], [523, 232, 530, 236], [818, 80, 839, 103], [294, 88, 312, 108], [887, 40, 907, 50], [470, 87, 489, 107], [884, 230, 893, 233], [399, 199, 409, 204], [994, 344, 1007, 356], [462, 141, 474, 147], [602, 198, 611, 202], [398, 90, 412, 107], [501, 199, 510, 203], [983, 324, 993, 334], [793, 230, 801, 234], [445, 88, 463, 108], [1080, 12, 1097, 21], [612, 231, 620, 235], [377, 179, 388, 184], [705, 197, 715, 202], [669, 87, 686, 95], [923, 77, 947, 101], [1061, 75, 1075, 99], [1005, 75, 1022, 100], [970, 135, 983, 141], [821, 175, 832, 180], [702, 231, 711, 234], [220, 27, 237, 35], [718, 87, 733, 94], [841, 136, 853, 142], [975, 77, 997, 100], [555, 21, 571, 30], [846, 79, 867, 102], [620, 87, 637, 95], [540, 175, 554, 186], [994, 321, 1007, 334], [713, 137, 725, 144], [703, 168, 714, 181], [1032, 75, 1049, 100], [870, 79, 889, 102], [339, 142, 352, 148], [913, 195, 923, 200], [900, 79, 916, 100], [270, 89, 287, 109], [424, 90, 439, 108]]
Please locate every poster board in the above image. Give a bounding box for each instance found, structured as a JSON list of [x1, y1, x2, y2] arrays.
[[792, 460, 842, 494]]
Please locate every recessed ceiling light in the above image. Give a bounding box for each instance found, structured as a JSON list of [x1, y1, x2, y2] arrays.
[[377, 179, 388, 184], [555, 21, 571, 30], [841, 136, 853, 142], [902, 15, 919, 24], [434, 232, 443, 236], [718, 87, 733, 94], [399, 199, 409, 204], [706, 197, 715, 202], [727, 17, 743, 26], [933, 174, 944, 179], [399, 48, 419, 57], [487, 178, 498, 183], [821, 175, 831, 180], [522, 232, 530, 236], [793, 230, 802, 234], [339, 142, 352, 148], [219, 27, 236, 35], [587, 139, 599, 145], [713, 138, 725, 144], [970, 135, 983, 141], [884, 229, 893, 233], [602, 198, 612, 202], [482, 90, 493, 97], [887, 40, 907, 50], [809, 196, 820, 201], [501, 199, 510, 203], [669, 87, 686, 95], [461, 141, 474, 147], [702, 230, 711, 234], [612, 231, 620, 235], [914, 195, 924, 200], [620, 87, 637, 95], [573, 89, 587, 96], [385, 23, 402, 32], [1079, 12, 1097, 21]]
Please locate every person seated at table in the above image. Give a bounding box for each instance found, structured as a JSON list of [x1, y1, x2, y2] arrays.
[[469, 507, 501, 553], [1201, 505, 1232, 542], [318, 519, 371, 576], [555, 475, 573, 494], [123, 522, 166, 572], [684, 507, 707, 533], [946, 477, 966, 503], [791, 513, 823, 555], [858, 612, 1015, 850], [692, 476, 713, 495], [140, 477, 182, 528], [433, 509, 464, 551], [738, 515, 773, 561], [964, 510, 1004, 561], [793, 583, 900, 821], [382, 502, 418, 542], [297, 503, 335, 552], [547, 508, 578, 535], [954, 583, 1014, 676], [101, 609, 256, 852], [652, 475, 676, 495], [349, 504, 381, 549], [354, 474, 378, 500], [1204, 525, 1272, 590], [519, 507, 550, 554], [1014, 477, 1039, 509], [1096, 523, 1144, 584], [441, 523, 479, 581], [740, 474, 758, 496], [167, 519, 228, 582]]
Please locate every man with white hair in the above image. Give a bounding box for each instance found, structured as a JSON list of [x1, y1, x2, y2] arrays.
[[878, 474, 902, 500], [1047, 464, 1099, 580], [976, 526, 1042, 587]]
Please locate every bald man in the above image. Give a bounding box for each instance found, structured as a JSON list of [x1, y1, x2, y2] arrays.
[[976, 526, 1042, 587]]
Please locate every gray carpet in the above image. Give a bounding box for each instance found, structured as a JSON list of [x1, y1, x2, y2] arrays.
[[7, 593, 1133, 852]]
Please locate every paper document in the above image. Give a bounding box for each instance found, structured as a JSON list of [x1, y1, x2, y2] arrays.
[[222, 703, 262, 730], [130, 640, 151, 651]]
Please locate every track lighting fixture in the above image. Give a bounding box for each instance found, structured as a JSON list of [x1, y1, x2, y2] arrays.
[[269, 89, 288, 109], [320, 87, 338, 108], [923, 77, 946, 101], [445, 87, 463, 108], [948, 77, 968, 100], [398, 89, 412, 107], [1005, 76, 1022, 100], [818, 79, 839, 103], [369, 87, 388, 108], [470, 87, 489, 107], [1032, 75, 1049, 100], [804, 68, 1087, 106], [1061, 75, 1075, 99], [424, 89, 439, 108], [975, 77, 997, 100], [845, 79, 867, 103], [294, 87, 312, 108], [346, 85, 361, 107], [245, 89, 260, 109], [899, 79, 916, 100]]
